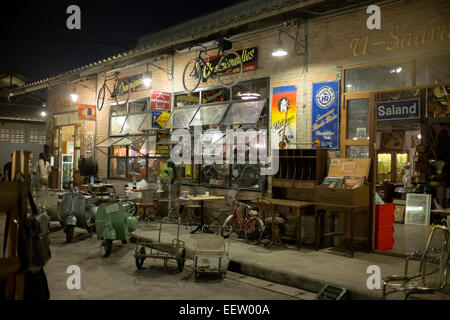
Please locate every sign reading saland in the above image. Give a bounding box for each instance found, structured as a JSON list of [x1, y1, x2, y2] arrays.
[[377, 99, 420, 120]]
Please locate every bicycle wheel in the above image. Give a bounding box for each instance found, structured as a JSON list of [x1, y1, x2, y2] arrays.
[[182, 59, 202, 92], [218, 51, 243, 87], [244, 216, 264, 245], [96, 84, 106, 111], [222, 215, 239, 238], [112, 78, 130, 107]]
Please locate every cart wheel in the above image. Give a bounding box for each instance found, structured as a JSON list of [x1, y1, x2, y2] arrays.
[[176, 248, 186, 272], [66, 226, 75, 243], [194, 271, 200, 280], [135, 247, 146, 270], [220, 271, 227, 279], [103, 239, 113, 257]]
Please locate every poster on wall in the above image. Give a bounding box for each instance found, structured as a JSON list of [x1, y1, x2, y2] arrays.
[[312, 80, 340, 149], [151, 111, 170, 129], [78, 104, 96, 120], [271, 86, 297, 150], [113, 73, 150, 95], [150, 91, 171, 111]]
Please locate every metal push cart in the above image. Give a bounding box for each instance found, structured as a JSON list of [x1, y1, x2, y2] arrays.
[[193, 225, 231, 279], [134, 217, 186, 272]]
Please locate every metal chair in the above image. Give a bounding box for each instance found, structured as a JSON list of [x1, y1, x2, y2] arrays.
[[207, 188, 239, 226], [258, 197, 287, 249], [382, 224, 450, 300]]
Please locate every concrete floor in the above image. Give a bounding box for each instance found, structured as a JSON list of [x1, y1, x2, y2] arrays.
[[44, 225, 313, 300]]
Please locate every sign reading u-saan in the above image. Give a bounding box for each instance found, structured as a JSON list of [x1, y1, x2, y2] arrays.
[[312, 81, 340, 149], [377, 99, 420, 120]]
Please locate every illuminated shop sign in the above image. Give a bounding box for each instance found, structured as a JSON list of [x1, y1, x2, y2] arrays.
[[377, 99, 420, 120]]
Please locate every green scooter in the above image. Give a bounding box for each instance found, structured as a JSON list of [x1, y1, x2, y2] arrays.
[[95, 201, 138, 257]]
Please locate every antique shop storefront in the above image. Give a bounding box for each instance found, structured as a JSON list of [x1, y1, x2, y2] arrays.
[[44, 0, 449, 252]]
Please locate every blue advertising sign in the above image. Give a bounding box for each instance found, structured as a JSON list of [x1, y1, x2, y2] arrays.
[[312, 80, 340, 149], [377, 99, 420, 120]]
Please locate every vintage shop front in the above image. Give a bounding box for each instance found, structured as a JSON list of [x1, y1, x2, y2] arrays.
[[46, 0, 450, 253]]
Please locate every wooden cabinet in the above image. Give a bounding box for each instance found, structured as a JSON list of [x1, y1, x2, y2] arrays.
[[272, 149, 327, 201]]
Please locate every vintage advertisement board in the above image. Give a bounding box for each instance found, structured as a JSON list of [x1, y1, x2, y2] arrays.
[[312, 80, 340, 149], [114, 73, 150, 95], [201, 47, 258, 80], [78, 104, 96, 120], [150, 91, 171, 111], [151, 111, 170, 129], [271, 86, 297, 149]]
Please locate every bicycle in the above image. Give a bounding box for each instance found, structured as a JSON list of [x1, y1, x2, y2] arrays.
[[182, 38, 243, 92], [96, 72, 130, 111], [221, 190, 264, 245]]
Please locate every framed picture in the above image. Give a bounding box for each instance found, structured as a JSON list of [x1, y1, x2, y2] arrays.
[[404, 193, 431, 226], [381, 131, 405, 150], [394, 205, 405, 223]]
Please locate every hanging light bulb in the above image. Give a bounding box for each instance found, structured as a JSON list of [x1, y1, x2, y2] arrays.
[[143, 65, 152, 87], [70, 86, 78, 102], [272, 30, 287, 57]]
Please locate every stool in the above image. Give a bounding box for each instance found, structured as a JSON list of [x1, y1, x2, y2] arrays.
[[258, 198, 287, 249]]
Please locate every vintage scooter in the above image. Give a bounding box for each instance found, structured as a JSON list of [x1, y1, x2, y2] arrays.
[[60, 188, 97, 242], [95, 196, 138, 257]]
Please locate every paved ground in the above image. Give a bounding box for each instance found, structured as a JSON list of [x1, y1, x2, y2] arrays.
[[131, 220, 450, 300], [45, 224, 316, 300]]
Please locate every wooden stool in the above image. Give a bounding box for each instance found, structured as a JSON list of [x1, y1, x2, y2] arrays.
[[258, 198, 287, 249]]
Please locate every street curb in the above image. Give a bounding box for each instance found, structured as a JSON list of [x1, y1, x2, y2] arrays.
[[130, 234, 378, 300]]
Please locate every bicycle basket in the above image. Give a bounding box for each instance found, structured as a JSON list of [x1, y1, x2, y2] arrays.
[[218, 39, 232, 51]]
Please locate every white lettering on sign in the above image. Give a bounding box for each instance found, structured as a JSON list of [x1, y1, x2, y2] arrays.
[[105, 203, 119, 214], [377, 99, 420, 120]]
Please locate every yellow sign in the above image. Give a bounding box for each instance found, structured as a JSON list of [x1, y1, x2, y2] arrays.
[[153, 111, 170, 129]]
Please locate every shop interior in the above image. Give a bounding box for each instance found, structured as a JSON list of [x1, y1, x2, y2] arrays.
[[375, 86, 450, 256]]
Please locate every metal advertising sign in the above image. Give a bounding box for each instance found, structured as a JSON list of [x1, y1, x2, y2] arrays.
[[201, 47, 258, 80], [377, 99, 420, 120], [312, 80, 340, 149], [114, 73, 149, 95], [271, 86, 297, 149], [150, 91, 171, 111], [151, 111, 170, 129], [78, 104, 96, 120]]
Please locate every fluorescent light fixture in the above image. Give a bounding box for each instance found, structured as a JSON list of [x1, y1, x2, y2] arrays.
[[238, 92, 261, 100]]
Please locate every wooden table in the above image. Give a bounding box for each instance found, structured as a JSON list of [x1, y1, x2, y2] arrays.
[[135, 202, 154, 219], [314, 202, 370, 258], [252, 198, 315, 248], [187, 195, 225, 234]]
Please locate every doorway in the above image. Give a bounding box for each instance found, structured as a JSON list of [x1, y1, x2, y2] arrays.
[[53, 124, 82, 189]]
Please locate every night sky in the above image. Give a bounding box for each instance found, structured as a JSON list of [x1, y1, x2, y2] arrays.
[[0, 0, 244, 82]]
